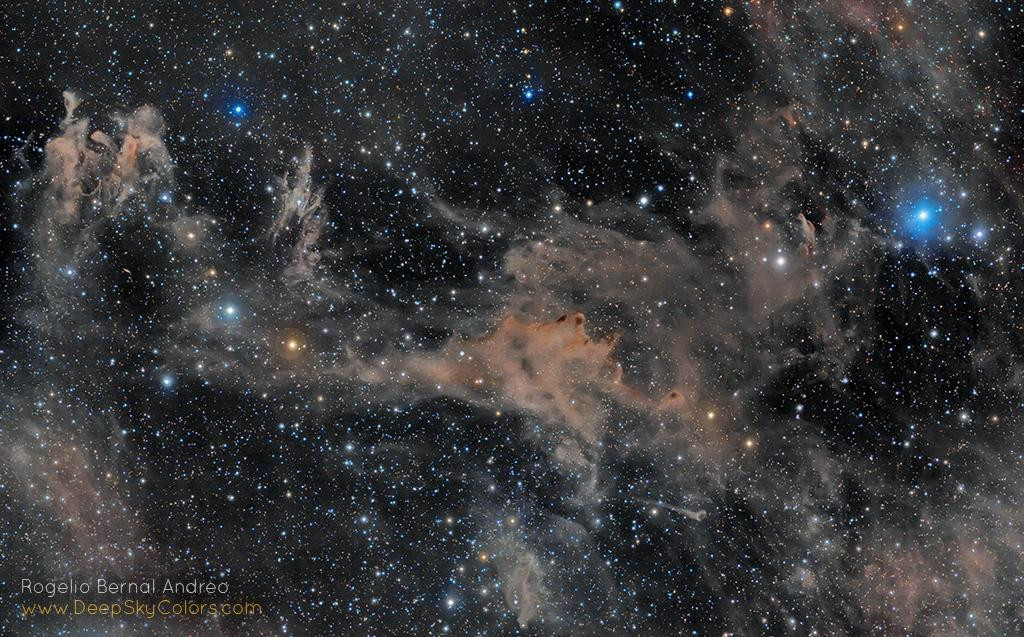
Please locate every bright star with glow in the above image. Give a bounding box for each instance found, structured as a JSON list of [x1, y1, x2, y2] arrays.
[[902, 197, 942, 241], [217, 301, 242, 322]]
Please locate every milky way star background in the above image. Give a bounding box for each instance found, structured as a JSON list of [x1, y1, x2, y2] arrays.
[[1, 0, 1023, 635]]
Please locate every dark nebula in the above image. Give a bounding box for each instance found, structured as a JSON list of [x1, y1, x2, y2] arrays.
[[2, 0, 1024, 635]]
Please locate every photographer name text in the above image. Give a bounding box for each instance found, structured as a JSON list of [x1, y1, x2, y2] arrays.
[[22, 578, 230, 597]]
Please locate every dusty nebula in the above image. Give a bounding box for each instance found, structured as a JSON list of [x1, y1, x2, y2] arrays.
[[2, 0, 1024, 634]]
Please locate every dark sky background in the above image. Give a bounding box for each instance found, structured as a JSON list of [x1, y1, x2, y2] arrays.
[[2, 0, 1024, 635]]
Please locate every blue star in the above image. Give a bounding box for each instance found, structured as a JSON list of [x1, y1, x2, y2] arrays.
[[160, 374, 175, 390], [903, 197, 942, 240], [228, 102, 247, 117], [217, 301, 241, 322]]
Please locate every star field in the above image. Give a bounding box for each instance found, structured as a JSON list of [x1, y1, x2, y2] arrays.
[[2, 0, 1024, 635]]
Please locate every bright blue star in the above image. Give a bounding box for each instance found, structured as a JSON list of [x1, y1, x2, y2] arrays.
[[228, 102, 247, 117], [686, 90, 695, 100], [522, 87, 537, 102], [160, 374, 175, 389], [903, 197, 941, 240], [217, 301, 241, 322]]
